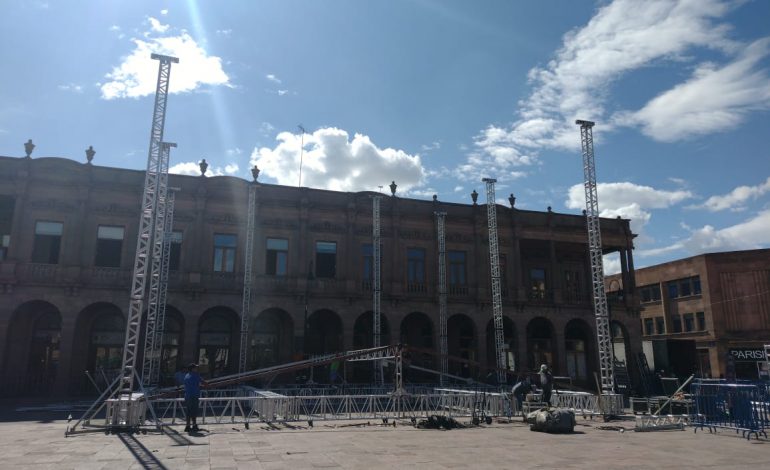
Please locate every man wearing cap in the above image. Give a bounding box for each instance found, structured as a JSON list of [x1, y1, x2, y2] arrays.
[[184, 363, 205, 433], [539, 364, 553, 407]]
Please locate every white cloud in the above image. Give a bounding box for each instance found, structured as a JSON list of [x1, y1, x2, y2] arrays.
[[225, 147, 242, 156], [603, 254, 621, 276], [266, 74, 281, 84], [250, 127, 425, 193], [453, 185, 464, 193], [169, 161, 239, 177], [566, 181, 693, 234], [465, 0, 741, 174], [57, 83, 83, 93], [615, 38, 770, 141], [160, 9, 168, 16], [682, 210, 770, 253], [109, 25, 121, 32], [693, 176, 770, 212], [277, 89, 289, 96], [216, 29, 232, 37], [168, 162, 201, 176], [148, 17, 170, 33], [421, 141, 441, 152], [101, 29, 229, 99]]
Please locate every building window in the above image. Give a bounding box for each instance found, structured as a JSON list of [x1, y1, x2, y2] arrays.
[[667, 276, 701, 299], [0, 195, 14, 261], [31, 221, 63, 264], [169, 230, 183, 271], [362, 244, 373, 289], [213, 233, 237, 272], [692, 277, 701, 295], [95, 225, 124, 268], [315, 241, 337, 278], [407, 248, 426, 293], [448, 251, 467, 295], [644, 318, 654, 336], [667, 282, 678, 299], [563, 268, 581, 302], [672, 314, 682, 333], [639, 284, 661, 303], [265, 238, 288, 276], [684, 313, 695, 332], [655, 317, 666, 335], [696, 311, 706, 331], [529, 268, 547, 300]]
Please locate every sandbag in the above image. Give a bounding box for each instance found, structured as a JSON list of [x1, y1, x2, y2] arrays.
[[529, 408, 576, 433]]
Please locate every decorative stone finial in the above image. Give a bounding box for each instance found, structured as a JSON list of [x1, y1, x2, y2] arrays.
[[251, 164, 260, 182], [432, 194, 438, 202], [199, 158, 208, 176], [24, 139, 35, 158], [508, 194, 516, 208], [471, 189, 478, 205], [547, 206, 552, 212], [85, 145, 95, 164], [389, 180, 397, 196]]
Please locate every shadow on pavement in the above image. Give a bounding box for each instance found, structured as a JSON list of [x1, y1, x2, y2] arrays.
[[117, 432, 169, 470]]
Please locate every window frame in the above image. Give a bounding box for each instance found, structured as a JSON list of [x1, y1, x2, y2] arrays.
[[265, 237, 289, 276], [31, 220, 63, 264], [315, 240, 337, 279], [94, 224, 125, 268], [213, 233, 237, 273]]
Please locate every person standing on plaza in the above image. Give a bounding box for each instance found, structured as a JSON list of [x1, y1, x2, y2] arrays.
[[539, 364, 553, 407], [184, 363, 205, 433]]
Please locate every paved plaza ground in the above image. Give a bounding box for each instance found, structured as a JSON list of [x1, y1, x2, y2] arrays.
[[0, 404, 768, 469]]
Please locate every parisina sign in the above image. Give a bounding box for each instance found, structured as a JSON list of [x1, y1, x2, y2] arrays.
[[729, 348, 766, 361]]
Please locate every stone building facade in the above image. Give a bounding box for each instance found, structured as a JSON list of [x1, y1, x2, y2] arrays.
[[607, 249, 770, 380], [0, 154, 641, 397]]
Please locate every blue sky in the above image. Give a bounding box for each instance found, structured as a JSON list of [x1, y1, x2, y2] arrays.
[[1, 0, 769, 273]]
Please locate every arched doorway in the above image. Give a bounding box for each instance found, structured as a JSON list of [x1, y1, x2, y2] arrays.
[[3, 301, 62, 396], [305, 309, 343, 383], [486, 317, 517, 376], [197, 307, 238, 378], [565, 319, 595, 385], [352, 311, 391, 382], [400, 312, 434, 382], [250, 308, 293, 370], [448, 314, 476, 378], [88, 308, 126, 388], [159, 307, 184, 386], [611, 321, 629, 364], [527, 317, 555, 372]]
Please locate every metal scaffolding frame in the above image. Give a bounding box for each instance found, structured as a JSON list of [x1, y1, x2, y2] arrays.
[[576, 120, 615, 394], [482, 178, 506, 384], [371, 195, 384, 385], [141, 141, 176, 387], [120, 53, 178, 396], [239, 178, 258, 373], [435, 211, 448, 385]]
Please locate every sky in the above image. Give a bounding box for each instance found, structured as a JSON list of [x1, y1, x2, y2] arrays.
[[0, 0, 768, 274]]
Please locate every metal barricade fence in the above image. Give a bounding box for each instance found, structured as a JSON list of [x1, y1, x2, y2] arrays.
[[692, 380, 769, 440]]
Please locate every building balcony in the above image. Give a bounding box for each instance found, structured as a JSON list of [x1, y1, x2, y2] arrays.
[[16, 263, 60, 283], [406, 282, 427, 295], [201, 271, 242, 291], [83, 266, 132, 287], [448, 284, 468, 296]]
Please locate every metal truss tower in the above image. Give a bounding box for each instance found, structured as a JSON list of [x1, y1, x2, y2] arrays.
[[120, 53, 178, 396], [435, 211, 448, 385], [239, 176, 258, 373], [141, 142, 176, 387], [372, 195, 383, 385], [148, 188, 177, 386], [482, 178, 506, 384], [576, 120, 615, 394]]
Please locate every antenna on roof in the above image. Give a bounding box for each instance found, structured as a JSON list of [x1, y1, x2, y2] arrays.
[[297, 124, 306, 188]]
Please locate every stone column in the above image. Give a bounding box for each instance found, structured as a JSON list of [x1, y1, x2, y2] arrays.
[[549, 240, 562, 303], [54, 311, 78, 397], [553, 319, 567, 377]]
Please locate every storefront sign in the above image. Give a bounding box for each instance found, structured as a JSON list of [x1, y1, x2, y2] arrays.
[[729, 348, 766, 361]]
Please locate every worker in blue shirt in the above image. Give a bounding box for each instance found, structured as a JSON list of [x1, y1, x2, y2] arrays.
[[184, 363, 206, 433]]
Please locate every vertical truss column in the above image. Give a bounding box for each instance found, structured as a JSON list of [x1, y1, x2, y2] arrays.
[[372, 195, 383, 385], [142, 141, 176, 387], [576, 119, 615, 394], [120, 53, 178, 395], [482, 178, 506, 385], [148, 188, 177, 387], [239, 178, 258, 374], [435, 211, 448, 385]]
